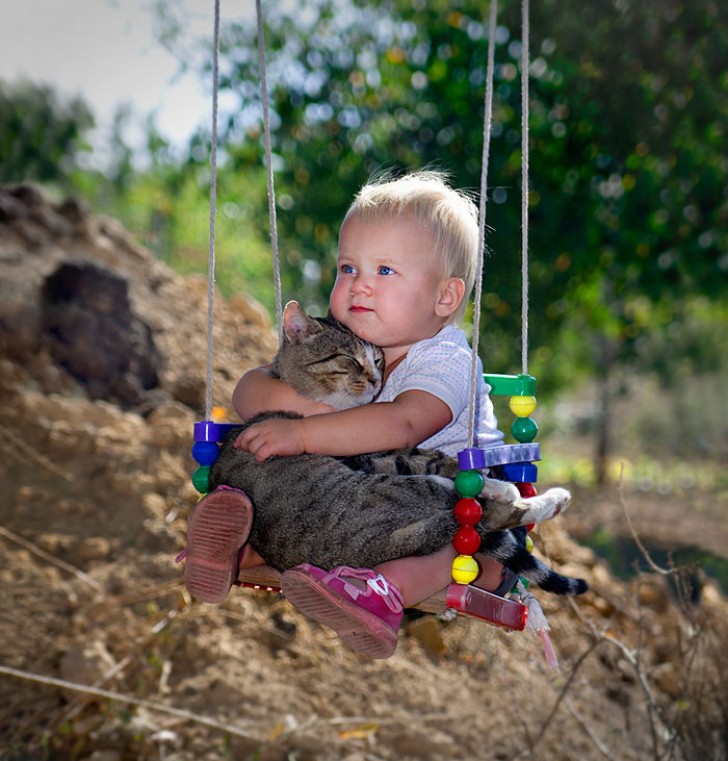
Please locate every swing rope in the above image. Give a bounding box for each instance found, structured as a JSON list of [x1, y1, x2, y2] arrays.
[[203, 0, 222, 422], [205, 0, 531, 440], [468, 0, 531, 442], [203, 0, 283, 420], [520, 0, 531, 377], [466, 0, 498, 449], [255, 0, 283, 339]]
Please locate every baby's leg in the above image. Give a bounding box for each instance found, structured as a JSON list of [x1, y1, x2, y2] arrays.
[[184, 486, 254, 603], [374, 546, 507, 608], [375, 547, 455, 607]]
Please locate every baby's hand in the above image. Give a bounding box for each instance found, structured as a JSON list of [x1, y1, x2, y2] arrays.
[[235, 417, 306, 461]]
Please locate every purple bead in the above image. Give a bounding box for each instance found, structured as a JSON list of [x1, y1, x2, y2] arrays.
[[193, 420, 238, 443], [458, 448, 486, 470]]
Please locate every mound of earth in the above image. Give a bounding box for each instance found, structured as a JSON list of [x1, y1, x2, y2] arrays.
[[0, 184, 725, 761]]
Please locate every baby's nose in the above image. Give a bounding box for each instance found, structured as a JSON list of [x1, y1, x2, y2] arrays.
[[351, 274, 372, 293]]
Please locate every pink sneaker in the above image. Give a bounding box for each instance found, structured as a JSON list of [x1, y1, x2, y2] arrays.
[[280, 564, 404, 659], [183, 486, 253, 603]]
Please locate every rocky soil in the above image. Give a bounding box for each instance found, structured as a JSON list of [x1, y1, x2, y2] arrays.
[[0, 184, 726, 761]]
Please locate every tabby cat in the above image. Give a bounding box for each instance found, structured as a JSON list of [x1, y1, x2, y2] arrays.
[[210, 301, 587, 596]]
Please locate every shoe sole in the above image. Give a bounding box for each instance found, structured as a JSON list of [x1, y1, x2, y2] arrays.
[[184, 488, 253, 603], [281, 567, 398, 659]]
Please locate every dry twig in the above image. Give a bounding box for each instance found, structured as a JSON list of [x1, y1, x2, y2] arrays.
[[0, 524, 103, 592]]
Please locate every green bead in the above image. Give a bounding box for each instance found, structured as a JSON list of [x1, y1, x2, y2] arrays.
[[454, 469, 485, 497], [511, 416, 538, 443], [192, 465, 210, 493]]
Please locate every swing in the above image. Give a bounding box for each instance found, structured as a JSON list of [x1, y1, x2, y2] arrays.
[[187, 0, 548, 638]]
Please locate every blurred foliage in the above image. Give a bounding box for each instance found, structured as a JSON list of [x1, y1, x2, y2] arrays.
[[0, 79, 94, 188], [151, 0, 727, 389]]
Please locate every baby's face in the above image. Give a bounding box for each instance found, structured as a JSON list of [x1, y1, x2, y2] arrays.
[[330, 213, 454, 364]]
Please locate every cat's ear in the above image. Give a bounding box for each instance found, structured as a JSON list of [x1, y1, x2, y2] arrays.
[[282, 300, 323, 342]]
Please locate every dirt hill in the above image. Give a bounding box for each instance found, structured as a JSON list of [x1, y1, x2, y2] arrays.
[[0, 184, 725, 761]]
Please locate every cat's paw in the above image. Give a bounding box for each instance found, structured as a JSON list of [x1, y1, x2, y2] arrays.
[[477, 484, 572, 531], [477, 477, 521, 505], [521, 487, 572, 524]]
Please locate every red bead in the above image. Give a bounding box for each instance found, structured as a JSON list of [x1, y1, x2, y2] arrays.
[[452, 526, 481, 555], [516, 482, 538, 498], [453, 497, 483, 525], [525, 523, 535, 532]]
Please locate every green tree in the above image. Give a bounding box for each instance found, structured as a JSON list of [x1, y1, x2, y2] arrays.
[[161, 0, 725, 341], [0, 79, 94, 188]]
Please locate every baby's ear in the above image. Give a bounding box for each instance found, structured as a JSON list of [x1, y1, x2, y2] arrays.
[[435, 277, 466, 319], [282, 300, 322, 342]]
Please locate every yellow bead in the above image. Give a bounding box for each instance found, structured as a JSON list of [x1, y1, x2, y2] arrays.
[[509, 395, 537, 417], [451, 554, 480, 584], [526, 535, 534, 552]]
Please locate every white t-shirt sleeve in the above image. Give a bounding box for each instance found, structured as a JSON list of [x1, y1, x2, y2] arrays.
[[390, 334, 472, 421]]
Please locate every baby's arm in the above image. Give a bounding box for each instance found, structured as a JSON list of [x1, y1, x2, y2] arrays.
[[236, 389, 452, 461], [233, 365, 335, 421]]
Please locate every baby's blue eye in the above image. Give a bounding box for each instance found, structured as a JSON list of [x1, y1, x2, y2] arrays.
[[340, 263, 356, 274], [378, 266, 395, 276]]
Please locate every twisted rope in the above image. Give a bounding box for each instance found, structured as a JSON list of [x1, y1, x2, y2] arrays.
[[467, 0, 498, 448], [520, 0, 531, 375], [204, 0, 221, 421], [255, 0, 283, 340]]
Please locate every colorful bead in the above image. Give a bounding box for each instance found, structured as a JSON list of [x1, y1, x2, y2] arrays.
[[502, 462, 538, 482], [457, 448, 486, 470], [452, 526, 481, 555], [193, 420, 239, 443], [451, 554, 480, 584], [525, 535, 534, 553], [511, 416, 538, 443], [509, 395, 537, 417], [453, 497, 483, 525], [454, 470, 485, 498], [516, 482, 538, 498], [192, 465, 210, 493], [191, 440, 220, 466]]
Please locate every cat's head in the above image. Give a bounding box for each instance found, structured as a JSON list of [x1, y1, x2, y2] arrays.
[[272, 300, 384, 410]]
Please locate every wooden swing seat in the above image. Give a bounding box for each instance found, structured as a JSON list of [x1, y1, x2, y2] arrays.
[[233, 564, 529, 630]]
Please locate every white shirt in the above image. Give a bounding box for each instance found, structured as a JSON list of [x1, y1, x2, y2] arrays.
[[376, 325, 504, 457]]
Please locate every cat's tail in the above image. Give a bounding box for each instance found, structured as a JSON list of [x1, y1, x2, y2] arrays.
[[484, 534, 589, 596]]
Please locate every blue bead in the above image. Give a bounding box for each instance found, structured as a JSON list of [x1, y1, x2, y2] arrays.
[[502, 462, 538, 483], [192, 440, 220, 466]]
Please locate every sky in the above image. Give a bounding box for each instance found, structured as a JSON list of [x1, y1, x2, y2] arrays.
[[1, 0, 224, 157]]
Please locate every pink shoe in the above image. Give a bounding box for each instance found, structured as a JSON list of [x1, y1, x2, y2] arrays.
[[280, 564, 403, 659], [183, 486, 253, 603]]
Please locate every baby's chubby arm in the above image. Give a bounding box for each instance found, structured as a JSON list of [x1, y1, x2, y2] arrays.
[[236, 389, 452, 461], [232, 364, 335, 421]]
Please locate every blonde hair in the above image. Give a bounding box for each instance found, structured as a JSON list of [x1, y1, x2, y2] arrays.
[[342, 170, 479, 324]]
